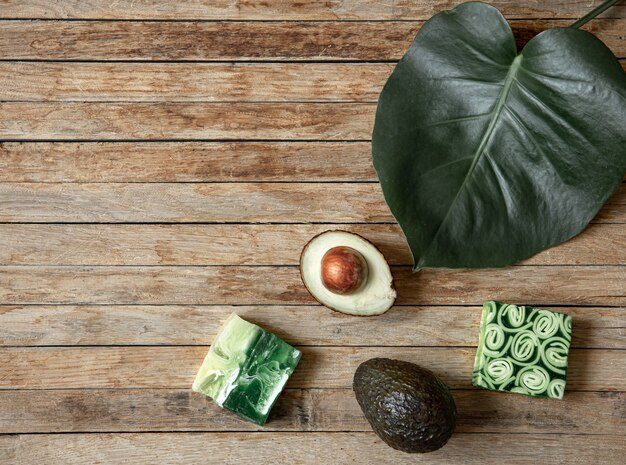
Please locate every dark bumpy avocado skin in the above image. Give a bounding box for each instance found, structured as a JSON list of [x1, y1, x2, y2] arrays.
[[353, 358, 456, 453]]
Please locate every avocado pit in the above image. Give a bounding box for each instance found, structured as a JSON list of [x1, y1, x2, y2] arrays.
[[300, 230, 396, 316], [321, 246, 369, 295]]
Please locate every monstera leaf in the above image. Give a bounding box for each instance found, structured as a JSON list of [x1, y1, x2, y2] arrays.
[[372, 1, 626, 269]]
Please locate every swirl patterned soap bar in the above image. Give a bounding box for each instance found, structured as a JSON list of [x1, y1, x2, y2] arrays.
[[472, 301, 572, 400], [192, 314, 301, 425]]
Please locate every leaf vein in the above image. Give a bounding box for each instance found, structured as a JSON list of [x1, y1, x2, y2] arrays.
[[416, 156, 475, 180], [512, 76, 597, 155], [503, 105, 570, 189], [416, 112, 491, 130], [416, 55, 523, 269], [503, 104, 550, 161]]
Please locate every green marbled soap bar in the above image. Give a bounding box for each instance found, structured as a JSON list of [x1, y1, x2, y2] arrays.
[[472, 301, 572, 399], [192, 313, 301, 425]]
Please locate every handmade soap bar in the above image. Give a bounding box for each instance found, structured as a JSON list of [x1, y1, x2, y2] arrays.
[[192, 314, 301, 425], [472, 301, 572, 400]]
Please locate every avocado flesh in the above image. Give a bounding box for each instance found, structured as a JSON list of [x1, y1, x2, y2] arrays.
[[353, 358, 456, 453], [300, 231, 396, 316]]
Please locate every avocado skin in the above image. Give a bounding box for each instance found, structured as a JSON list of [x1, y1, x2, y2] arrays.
[[353, 358, 456, 453]]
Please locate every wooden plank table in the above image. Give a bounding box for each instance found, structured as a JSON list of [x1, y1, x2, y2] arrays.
[[0, 1, 624, 463]]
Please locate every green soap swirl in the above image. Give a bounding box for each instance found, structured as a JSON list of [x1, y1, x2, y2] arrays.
[[540, 337, 570, 375], [485, 358, 515, 385], [483, 333, 512, 358], [484, 323, 505, 351], [516, 366, 550, 395], [497, 304, 532, 332], [533, 310, 560, 339], [510, 330, 540, 365], [548, 379, 566, 399], [474, 302, 571, 399], [559, 314, 573, 341], [483, 301, 499, 324], [497, 376, 516, 391]]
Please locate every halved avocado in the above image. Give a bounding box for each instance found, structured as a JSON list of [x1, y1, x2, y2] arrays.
[[300, 230, 396, 316]]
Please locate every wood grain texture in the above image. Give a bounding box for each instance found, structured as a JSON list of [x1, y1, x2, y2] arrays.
[[1, 223, 623, 266], [1, 305, 623, 349], [0, 142, 376, 182], [5, 0, 626, 20], [6, 102, 626, 147], [0, 102, 374, 141], [0, 389, 623, 434], [6, 101, 626, 147], [0, 63, 392, 103], [1, 0, 624, 460], [0, 346, 622, 391], [0, 183, 623, 223], [1, 20, 624, 61], [1, 265, 624, 306], [0, 183, 389, 223], [3, 61, 625, 103], [2, 141, 624, 184], [2, 433, 625, 465]]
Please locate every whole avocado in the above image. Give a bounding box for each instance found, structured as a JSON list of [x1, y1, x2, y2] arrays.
[[353, 358, 456, 453]]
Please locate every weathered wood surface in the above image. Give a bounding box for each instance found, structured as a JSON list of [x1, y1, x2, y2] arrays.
[[5, 101, 626, 145], [1, 1, 624, 462], [1, 265, 624, 306], [0, 63, 393, 103], [0, 142, 375, 182], [2, 433, 624, 465], [0, 346, 622, 391], [0, 183, 390, 223], [0, 102, 374, 140], [3, 143, 626, 185], [5, 0, 626, 20], [0, 142, 376, 182], [1, 305, 623, 349], [1, 223, 624, 266], [0, 183, 624, 223], [3, 62, 626, 103], [2, 141, 624, 183], [0, 389, 623, 434], [1, 20, 624, 61]]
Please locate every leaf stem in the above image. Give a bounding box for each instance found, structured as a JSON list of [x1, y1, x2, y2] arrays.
[[570, 0, 622, 28]]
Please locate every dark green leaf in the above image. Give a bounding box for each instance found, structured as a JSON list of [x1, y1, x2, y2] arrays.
[[372, 1, 626, 269]]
